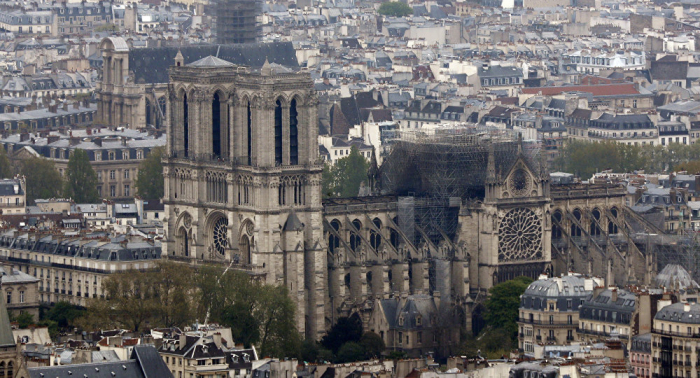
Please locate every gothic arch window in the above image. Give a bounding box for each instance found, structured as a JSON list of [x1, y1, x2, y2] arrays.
[[370, 217, 382, 251], [390, 227, 399, 249], [238, 235, 251, 265], [247, 100, 252, 165], [350, 219, 362, 252], [290, 98, 299, 165], [212, 92, 222, 157], [145, 97, 153, 127], [275, 99, 283, 165], [590, 208, 601, 236], [552, 211, 562, 239], [571, 208, 582, 237], [329, 219, 341, 254], [178, 227, 189, 257], [183, 92, 189, 157]]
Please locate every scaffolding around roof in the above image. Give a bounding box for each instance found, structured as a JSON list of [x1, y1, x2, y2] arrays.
[[379, 125, 540, 200], [377, 125, 542, 256]]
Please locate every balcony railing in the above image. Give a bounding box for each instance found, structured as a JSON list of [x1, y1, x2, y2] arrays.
[[518, 318, 575, 326], [0, 201, 24, 208]]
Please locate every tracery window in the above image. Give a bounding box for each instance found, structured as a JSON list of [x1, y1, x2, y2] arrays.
[[498, 208, 543, 262]]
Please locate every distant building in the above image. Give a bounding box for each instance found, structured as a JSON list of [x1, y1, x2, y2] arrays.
[[0, 264, 40, 319], [651, 302, 700, 378], [214, 0, 260, 44], [518, 273, 603, 354], [28, 345, 173, 378], [0, 178, 25, 215]]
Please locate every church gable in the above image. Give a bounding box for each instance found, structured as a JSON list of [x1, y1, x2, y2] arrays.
[[502, 157, 537, 199]]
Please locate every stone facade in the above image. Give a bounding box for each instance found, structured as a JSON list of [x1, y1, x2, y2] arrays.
[[159, 57, 655, 346], [162, 57, 325, 339]]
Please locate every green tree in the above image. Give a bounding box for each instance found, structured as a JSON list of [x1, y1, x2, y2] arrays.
[[378, 1, 413, 17], [360, 332, 385, 359], [46, 301, 85, 329], [323, 147, 370, 198], [222, 302, 261, 348], [19, 157, 62, 204], [320, 314, 363, 354], [674, 160, 700, 174], [483, 276, 532, 340], [0, 148, 12, 179], [63, 149, 99, 203], [150, 261, 193, 328], [336, 342, 365, 363], [14, 312, 34, 328], [135, 147, 164, 200]]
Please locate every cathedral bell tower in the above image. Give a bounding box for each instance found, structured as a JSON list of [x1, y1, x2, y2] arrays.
[[162, 55, 326, 339]]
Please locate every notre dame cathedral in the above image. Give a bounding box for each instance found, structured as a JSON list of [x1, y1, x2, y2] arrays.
[[158, 45, 655, 351]]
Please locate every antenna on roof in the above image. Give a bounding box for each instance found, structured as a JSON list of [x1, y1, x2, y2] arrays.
[[216, 45, 220, 58]]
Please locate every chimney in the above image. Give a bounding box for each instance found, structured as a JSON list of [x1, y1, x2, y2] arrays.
[[93, 138, 102, 147], [69, 137, 80, 146], [73, 101, 79, 109], [19, 132, 29, 142], [47, 135, 59, 144], [670, 188, 677, 204], [62, 102, 67, 111], [83, 98, 89, 108], [179, 334, 187, 350], [86, 128, 92, 135], [593, 285, 605, 299], [611, 288, 618, 302], [121, 137, 127, 146], [212, 333, 222, 348]]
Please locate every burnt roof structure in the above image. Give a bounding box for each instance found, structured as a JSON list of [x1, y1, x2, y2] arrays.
[[378, 126, 542, 200]]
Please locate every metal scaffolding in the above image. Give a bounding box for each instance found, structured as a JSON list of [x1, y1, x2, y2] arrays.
[[213, 0, 260, 45], [378, 125, 541, 248]]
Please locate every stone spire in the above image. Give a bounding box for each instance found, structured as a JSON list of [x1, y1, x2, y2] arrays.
[[261, 57, 272, 76], [174, 49, 184, 67], [486, 143, 496, 184]]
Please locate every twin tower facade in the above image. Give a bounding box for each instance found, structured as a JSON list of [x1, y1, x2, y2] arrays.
[[161, 55, 326, 339]]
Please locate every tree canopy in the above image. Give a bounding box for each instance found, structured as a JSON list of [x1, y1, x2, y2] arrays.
[[484, 276, 533, 339], [19, 157, 62, 204], [63, 149, 100, 203], [79, 261, 300, 358], [378, 1, 413, 17], [135, 147, 164, 200], [322, 146, 370, 198], [555, 140, 700, 178], [0, 148, 11, 179]]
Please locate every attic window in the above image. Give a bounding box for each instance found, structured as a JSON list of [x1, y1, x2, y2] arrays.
[[398, 316, 404, 326], [416, 316, 422, 326]]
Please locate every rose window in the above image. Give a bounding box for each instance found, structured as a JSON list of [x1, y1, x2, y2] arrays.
[[508, 168, 531, 197], [213, 217, 229, 255], [498, 208, 542, 262]]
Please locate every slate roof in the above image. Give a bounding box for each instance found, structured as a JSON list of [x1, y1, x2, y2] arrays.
[[651, 60, 689, 81], [656, 302, 700, 324], [0, 179, 23, 196], [521, 84, 641, 97], [128, 42, 299, 84], [28, 345, 173, 378]]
